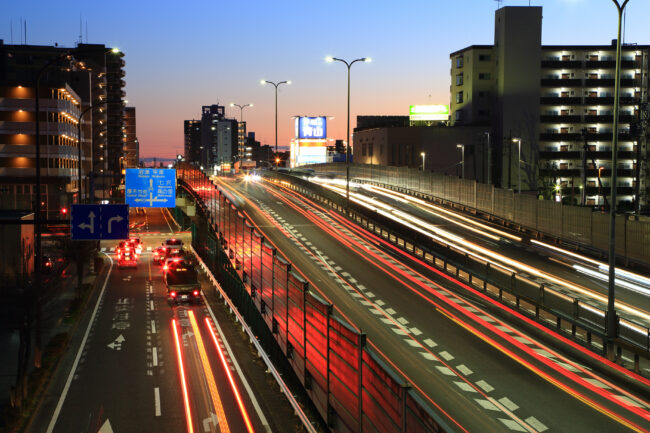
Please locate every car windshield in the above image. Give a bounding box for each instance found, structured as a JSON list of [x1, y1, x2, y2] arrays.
[[167, 265, 198, 285]]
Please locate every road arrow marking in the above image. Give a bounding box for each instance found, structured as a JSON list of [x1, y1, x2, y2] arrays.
[[107, 215, 124, 234], [78, 211, 96, 233], [107, 342, 117, 350], [98, 419, 114, 433], [202, 412, 219, 431], [115, 335, 125, 343]]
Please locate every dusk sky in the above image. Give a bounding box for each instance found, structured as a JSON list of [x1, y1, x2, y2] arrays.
[[3, 0, 650, 159]]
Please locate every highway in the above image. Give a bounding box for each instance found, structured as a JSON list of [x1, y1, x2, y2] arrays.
[[314, 180, 650, 330], [28, 208, 293, 433], [215, 175, 650, 433]]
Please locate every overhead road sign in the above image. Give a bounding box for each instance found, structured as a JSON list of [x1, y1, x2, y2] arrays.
[[125, 168, 176, 208], [71, 204, 129, 240]]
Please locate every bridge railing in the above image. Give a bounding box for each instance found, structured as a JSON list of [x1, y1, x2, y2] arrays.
[[175, 163, 457, 433]]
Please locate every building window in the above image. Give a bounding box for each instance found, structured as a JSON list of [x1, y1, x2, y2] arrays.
[[455, 56, 463, 68], [456, 91, 464, 104], [455, 110, 464, 121], [456, 73, 463, 86], [479, 54, 491, 61], [478, 73, 491, 80]]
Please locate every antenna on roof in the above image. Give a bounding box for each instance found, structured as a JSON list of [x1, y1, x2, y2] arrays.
[[494, 0, 502, 8], [85, 20, 88, 43]]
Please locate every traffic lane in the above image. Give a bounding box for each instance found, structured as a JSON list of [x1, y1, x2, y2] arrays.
[[172, 306, 255, 433], [49, 249, 185, 433], [365, 188, 650, 319], [277, 183, 650, 431], [233, 180, 643, 433], [226, 180, 510, 432]]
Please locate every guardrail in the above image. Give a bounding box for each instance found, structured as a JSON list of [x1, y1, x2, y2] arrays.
[[176, 163, 457, 433], [261, 171, 650, 371]]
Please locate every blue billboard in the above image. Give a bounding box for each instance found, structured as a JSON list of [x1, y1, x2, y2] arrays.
[[297, 116, 327, 139], [125, 168, 176, 208]]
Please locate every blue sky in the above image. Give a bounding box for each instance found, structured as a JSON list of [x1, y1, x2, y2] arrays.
[[2, 0, 649, 158]]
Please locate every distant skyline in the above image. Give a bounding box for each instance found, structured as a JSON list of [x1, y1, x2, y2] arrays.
[[3, 0, 650, 159]]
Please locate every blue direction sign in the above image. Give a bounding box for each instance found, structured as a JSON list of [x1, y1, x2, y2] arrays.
[[99, 204, 129, 240], [125, 168, 176, 208], [71, 204, 101, 240], [71, 204, 130, 240]]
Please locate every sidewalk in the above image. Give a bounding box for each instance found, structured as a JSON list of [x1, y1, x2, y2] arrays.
[[0, 261, 97, 428]]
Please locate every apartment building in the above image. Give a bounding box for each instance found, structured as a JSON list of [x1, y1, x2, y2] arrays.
[[0, 84, 83, 215], [449, 6, 649, 209], [123, 106, 138, 168], [184, 119, 202, 164]]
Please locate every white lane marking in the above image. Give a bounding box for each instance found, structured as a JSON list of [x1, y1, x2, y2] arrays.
[[101, 247, 107, 252], [46, 253, 113, 433], [397, 317, 409, 325], [154, 387, 161, 416], [151, 320, 156, 334], [499, 419, 527, 432], [615, 395, 644, 408], [385, 308, 396, 315], [405, 339, 420, 347], [457, 364, 473, 376], [436, 366, 455, 376], [375, 299, 385, 306], [410, 327, 422, 335], [392, 328, 407, 335], [365, 291, 375, 298], [476, 380, 494, 393], [420, 352, 436, 360], [455, 381, 477, 393], [150, 300, 154, 311], [475, 398, 500, 411], [424, 338, 437, 348], [152, 347, 158, 366], [498, 397, 519, 411], [525, 416, 547, 432], [439, 351, 454, 361], [584, 378, 610, 389]]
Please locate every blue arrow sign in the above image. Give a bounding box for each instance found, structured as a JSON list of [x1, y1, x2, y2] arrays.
[[125, 168, 176, 208], [100, 204, 129, 240], [71, 204, 130, 240], [71, 205, 101, 240]]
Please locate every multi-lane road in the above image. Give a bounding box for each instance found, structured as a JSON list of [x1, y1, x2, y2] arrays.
[[28, 208, 297, 433], [215, 175, 650, 433]]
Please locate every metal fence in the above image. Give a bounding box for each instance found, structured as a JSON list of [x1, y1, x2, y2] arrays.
[[306, 162, 650, 268], [176, 163, 455, 433]]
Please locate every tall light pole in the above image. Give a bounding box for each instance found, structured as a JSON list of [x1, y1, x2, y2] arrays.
[[230, 103, 253, 164], [513, 137, 522, 194], [606, 0, 630, 356], [326, 56, 371, 207], [456, 144, 465, 178], [261, 80, 290, 168]]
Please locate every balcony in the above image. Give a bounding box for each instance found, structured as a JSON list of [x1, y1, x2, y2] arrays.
[[541, 78, 583, 87], [584, 114, 634, 124], [540, 151, 581, 160], [541, 60, 583, 69], [540, 97, 582, 105], [540, 115, 581, 123], [585, 60, 617, 69], [540, 132, 582, 141]]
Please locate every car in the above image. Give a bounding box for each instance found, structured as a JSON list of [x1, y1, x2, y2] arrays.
[[152, 245, 167, 265], [165, 262, 201, 305], [117, 248, 138, 268], [129, 237, 143, 254], [163, 238, 184, 254], [162, 253, 186, 273]]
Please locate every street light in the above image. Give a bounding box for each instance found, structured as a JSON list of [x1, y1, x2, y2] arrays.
[[606, 0, 630, 356], [261, 80, 290, 168], [420, 152, 426, 171], [513, 137, 522, 194], [456, 144, 465, 178], [326, 56, 371, 207]]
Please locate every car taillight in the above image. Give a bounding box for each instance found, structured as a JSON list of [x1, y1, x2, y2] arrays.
[[170, 291, 177, 298], [154, 252, 158, 256], [193, 290, 199, 296]]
